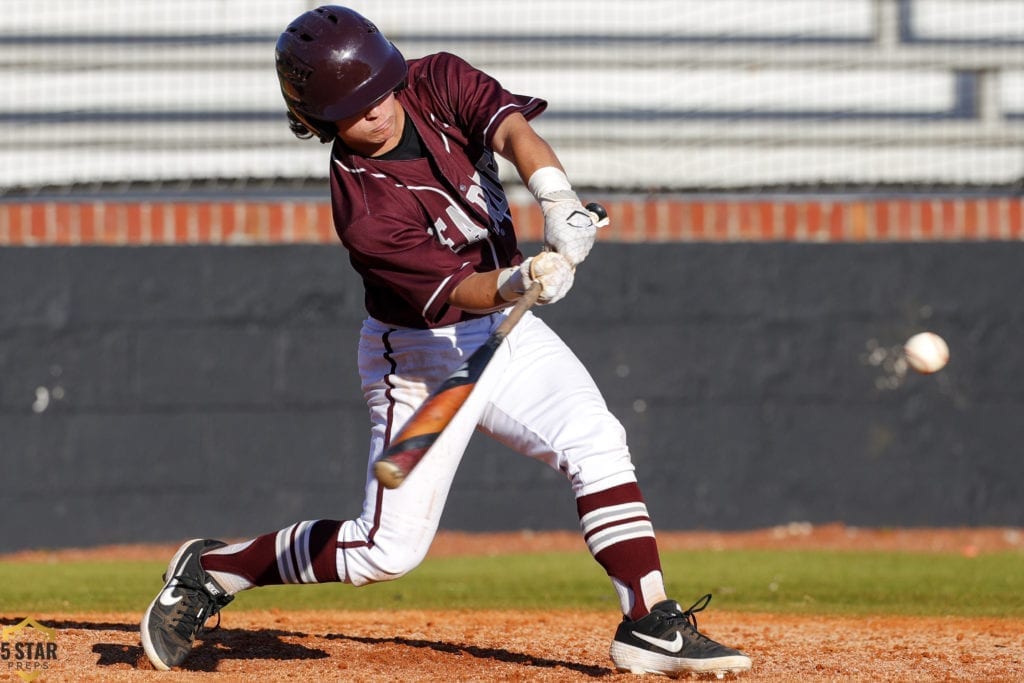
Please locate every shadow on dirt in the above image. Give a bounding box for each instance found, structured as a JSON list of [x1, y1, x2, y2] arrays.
[[52, 621, 331, 672], [8, 619, 139, 633], [33, 619, 611, 676], [326, 633, 612, 678]]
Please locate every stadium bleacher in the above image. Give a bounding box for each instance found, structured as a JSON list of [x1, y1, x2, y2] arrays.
[[2, 0, 1022, 195]]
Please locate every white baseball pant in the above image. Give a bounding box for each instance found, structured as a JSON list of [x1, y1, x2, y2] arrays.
[[335, 309, 637, 585]]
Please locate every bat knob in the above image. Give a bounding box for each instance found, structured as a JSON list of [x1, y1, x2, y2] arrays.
[[585, 202, 609, 228], [374, 459, 406, 489]]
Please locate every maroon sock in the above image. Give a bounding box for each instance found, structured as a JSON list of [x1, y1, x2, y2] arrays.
[[577, 482, 664, 620], [201, 520, 342, 586]]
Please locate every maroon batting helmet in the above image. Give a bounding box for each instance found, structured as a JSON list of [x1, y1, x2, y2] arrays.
[[275, 6, 408, 142]]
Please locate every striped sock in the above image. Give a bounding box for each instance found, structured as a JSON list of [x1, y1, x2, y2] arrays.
[[577, 482, 665, 620], [200, 520, 342, 595]]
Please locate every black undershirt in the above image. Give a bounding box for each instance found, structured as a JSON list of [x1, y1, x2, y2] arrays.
[[375, 114, 426, 160]]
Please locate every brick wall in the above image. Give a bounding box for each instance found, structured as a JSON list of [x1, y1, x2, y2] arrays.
[[1, 196, 1022, 246]]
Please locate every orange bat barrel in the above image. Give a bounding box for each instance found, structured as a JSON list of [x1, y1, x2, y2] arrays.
[[374, 334, 503, 488]]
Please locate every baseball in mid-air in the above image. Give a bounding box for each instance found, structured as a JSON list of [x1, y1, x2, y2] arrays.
[[903, 332, 949, 374]]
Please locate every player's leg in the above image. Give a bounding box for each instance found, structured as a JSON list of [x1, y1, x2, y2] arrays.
[[478, 312, 662, 613], [196, 315, 505, 590], [332, 314, 511, 584], [141, 315, 505, 670], [478, 312, 752, 677], [141, 513, 432, 668]]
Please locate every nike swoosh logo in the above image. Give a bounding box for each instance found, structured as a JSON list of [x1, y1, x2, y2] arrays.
[[631, 630, 684, 653], [157, 553, 193, 606], [158, 586, 182, 607]]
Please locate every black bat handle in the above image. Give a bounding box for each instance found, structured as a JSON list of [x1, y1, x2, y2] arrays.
[[586, 202, 609, 227]]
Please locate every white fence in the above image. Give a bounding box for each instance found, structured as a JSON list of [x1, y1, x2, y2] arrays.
[[2, 0, 1023, 194]]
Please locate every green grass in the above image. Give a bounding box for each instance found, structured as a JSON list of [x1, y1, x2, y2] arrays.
[[2, 549, 1022, 618]]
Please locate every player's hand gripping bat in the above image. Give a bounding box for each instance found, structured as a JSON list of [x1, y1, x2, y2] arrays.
[[373, 202, 609, 489]]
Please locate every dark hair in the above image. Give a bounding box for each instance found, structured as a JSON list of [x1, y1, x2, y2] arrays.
[[286, 110, 337, 144]]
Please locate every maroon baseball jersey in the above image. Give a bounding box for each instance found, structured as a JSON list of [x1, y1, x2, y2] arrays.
[[329, 52, 547, 328]]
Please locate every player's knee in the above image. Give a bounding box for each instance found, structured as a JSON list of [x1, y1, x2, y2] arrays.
[[576, 417, 630, 461], [370, 549, 426, 581], [562, 417, 636, 490], [347, 542, 429, 585]]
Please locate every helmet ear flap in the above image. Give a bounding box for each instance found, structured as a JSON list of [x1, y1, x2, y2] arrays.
[[286, 108, 336, 144]]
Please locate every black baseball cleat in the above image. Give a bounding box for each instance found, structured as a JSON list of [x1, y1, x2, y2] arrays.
[[610, 594, 752, 678], [140, 538, 234, 671]]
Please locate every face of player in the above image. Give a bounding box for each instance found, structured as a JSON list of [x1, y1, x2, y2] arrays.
[[335, 92, 403, 157]]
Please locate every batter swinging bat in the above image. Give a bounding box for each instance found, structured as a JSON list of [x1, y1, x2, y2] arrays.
[[373, 202, 609, 489]]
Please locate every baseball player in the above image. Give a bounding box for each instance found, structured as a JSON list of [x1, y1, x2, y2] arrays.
[[140, 5, 752, 678]]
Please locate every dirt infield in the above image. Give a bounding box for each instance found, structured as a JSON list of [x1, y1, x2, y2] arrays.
[[4, 525, 1024, 682]]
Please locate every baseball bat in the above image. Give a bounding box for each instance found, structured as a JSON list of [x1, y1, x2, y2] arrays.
[[373, 202, 609, 489]]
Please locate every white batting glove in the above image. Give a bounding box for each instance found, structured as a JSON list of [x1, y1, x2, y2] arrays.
[[528, 167, 597, 267], [497, 251, 575, 305]]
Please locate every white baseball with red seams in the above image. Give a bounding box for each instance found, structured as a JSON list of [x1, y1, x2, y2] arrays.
[[904, 332, 949, 374]]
